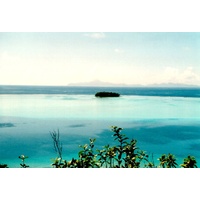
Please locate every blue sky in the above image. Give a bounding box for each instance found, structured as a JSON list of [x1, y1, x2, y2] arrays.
[[0, 32, 199, 86]]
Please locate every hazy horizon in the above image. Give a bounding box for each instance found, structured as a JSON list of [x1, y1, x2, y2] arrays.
[[1, 80, 200, 88], [0, 32, 199, 86]]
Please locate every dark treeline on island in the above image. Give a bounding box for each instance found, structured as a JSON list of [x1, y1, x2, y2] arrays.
[[95, 92, 120, 97]]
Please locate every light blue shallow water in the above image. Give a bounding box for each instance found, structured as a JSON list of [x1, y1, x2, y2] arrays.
[[0, 94, 200, 167]]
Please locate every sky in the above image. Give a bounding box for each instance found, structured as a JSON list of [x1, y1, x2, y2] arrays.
[[0, 32, 200, 86]]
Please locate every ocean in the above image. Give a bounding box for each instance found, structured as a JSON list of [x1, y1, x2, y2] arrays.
[[0, 85, 200, 167]]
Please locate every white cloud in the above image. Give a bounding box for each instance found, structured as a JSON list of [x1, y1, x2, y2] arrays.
[[180, 67, 200, 82], [84, 32, 105, 39], [162, 67, 200, 85]]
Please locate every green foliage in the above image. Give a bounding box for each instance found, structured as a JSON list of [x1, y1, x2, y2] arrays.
[[1, 126, 199, 168], [51, 126, 156, 168], [0, 163, 8, 168], [180, 155, 197, 168], [110, 126, 149, 168], [50, 126, 198, 168], [19, 155, 29, 168], [158, 154, 178, 168], [77, 138, 99, 168]]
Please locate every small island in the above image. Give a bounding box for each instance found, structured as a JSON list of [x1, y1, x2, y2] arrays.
[[95, 92, 120, 98]]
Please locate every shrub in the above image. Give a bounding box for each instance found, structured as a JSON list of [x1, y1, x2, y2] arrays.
[[0, 164, 8, 168], [1, 126, 198, 168], [51, 126, 198, 168], [180, 155, 197, 168], [19, 155, 29, 168]]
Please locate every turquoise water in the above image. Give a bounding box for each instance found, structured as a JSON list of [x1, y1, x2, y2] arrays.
[[0, 93, 200, 167]]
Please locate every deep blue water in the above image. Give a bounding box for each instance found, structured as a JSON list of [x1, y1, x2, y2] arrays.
[[0, 85, 200, 97]]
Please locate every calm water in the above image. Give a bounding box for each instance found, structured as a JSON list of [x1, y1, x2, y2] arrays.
[[0, 86, 200, 167]]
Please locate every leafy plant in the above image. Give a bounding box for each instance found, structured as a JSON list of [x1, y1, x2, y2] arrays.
[[63, 126, 152, 168], [158, 154, 177, 168], [77, 138, 99, 168], [180, 155, 197, 168], [166, 154, 177, 168], [65, 139, 99, 168], [19, 155, 29, 168], [158, 154, 167, 168], [110, 126, 150, 168], [144, 153, 156, 168], [49, 126, 199, 168], [1, 126, 197, 168], [0, 163, 8, 168]]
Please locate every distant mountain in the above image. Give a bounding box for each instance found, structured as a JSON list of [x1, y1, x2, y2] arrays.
[[68, 80, 199, 88], [68, 80, 129, 87]]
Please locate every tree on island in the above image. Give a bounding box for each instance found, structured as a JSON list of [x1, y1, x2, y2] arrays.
[[95, 92, 120, 98]]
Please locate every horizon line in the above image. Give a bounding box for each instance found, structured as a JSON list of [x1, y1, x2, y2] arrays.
[[0, 84, 200, 88]]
